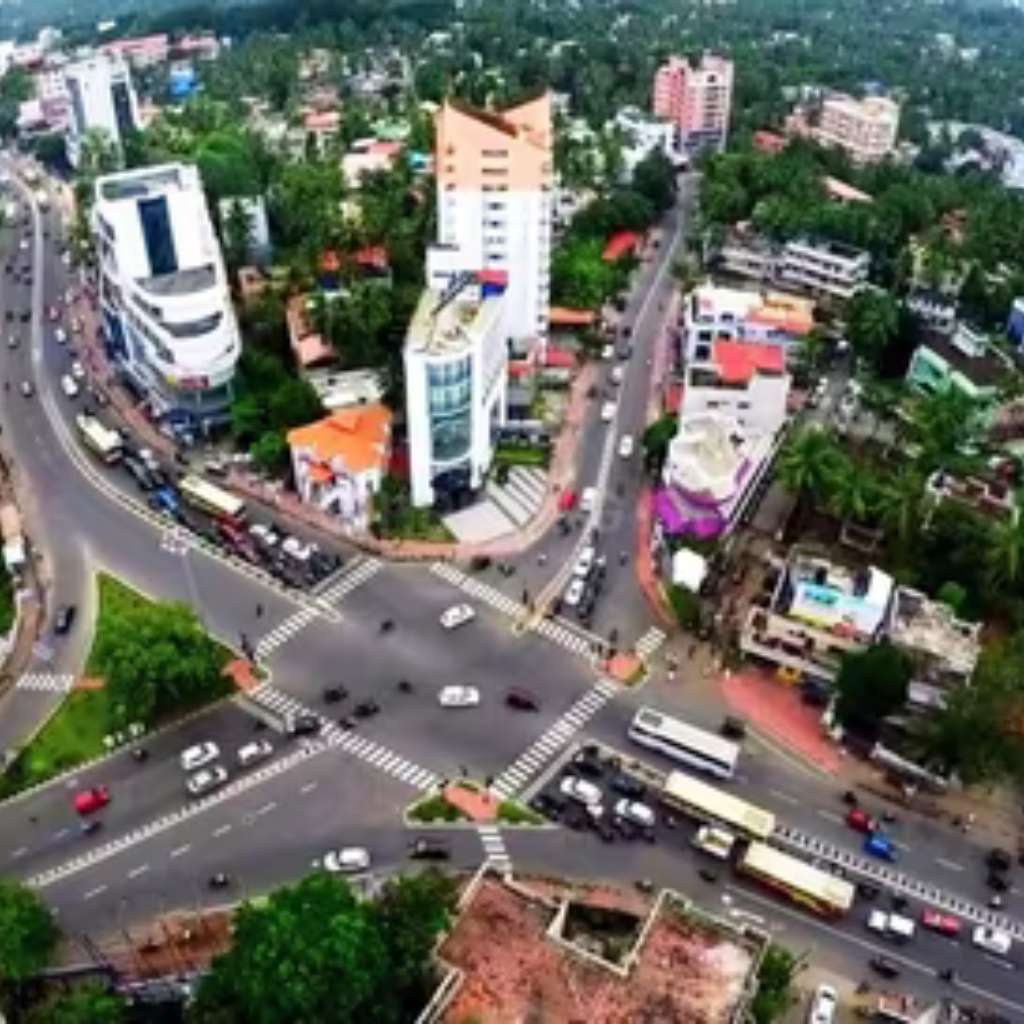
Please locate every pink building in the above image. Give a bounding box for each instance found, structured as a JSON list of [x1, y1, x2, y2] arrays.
[[653, 53, 733, 154]]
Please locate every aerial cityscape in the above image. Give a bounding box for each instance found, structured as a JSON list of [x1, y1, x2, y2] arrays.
[[0, 0, 1024, 1021]]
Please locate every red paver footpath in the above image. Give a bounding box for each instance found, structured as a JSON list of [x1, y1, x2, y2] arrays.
[[635, 487, 674, 626], [444, 783, 498, 822], [722, 668, 842, 776]]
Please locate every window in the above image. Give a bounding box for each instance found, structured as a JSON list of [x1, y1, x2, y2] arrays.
[[137, 197, 177, 277], [481, 149, 508, 158], [482, 167, 507, 176]]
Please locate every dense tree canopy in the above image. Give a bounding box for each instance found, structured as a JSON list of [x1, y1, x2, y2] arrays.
[[834, 643, 910, 738], [0, 880, 58, 987]]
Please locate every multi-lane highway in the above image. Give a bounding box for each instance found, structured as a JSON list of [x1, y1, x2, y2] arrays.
[[0, 158, 1021, 1015]]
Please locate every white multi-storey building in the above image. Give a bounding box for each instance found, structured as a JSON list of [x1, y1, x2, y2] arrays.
[[63, 53, 139, 168], [814, 93, 900, 164], [778, 238, 870, 301], [92, 164, 241, 430], [404, 273, 509, 508]]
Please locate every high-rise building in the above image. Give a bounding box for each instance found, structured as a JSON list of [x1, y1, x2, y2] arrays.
[[92, 164, 241, 430], [653, 54, 733, 155], [432, 92, 553, 349], [63, 53, 139, 168], [814, 93, 900, 164]]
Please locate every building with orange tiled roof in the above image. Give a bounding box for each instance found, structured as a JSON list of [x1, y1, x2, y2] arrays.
[[287, 404, 392, 530]]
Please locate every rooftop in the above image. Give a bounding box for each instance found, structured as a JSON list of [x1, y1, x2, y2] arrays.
[[406, 276, 505, 358], [434, 873, 761, 1024], [889, 586, 981, 678], [914, 329, 1009, 388], [602, 231, 642, 262], [286, 294, 335, 370], [286, 403, 391, 475], [691, 284, 816, 336], [665, 412, 764, 506], [788, 236, 870, 262], [713, 341, 785, 382]]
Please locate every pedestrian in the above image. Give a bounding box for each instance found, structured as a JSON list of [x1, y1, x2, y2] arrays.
[[255, 603, 263, 619], [538, 552, 547, 566]]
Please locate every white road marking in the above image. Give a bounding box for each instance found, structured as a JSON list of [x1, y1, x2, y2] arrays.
[[300, 782, 317, 794], [815, 810, 843, 824], [212, 824, 231, 838], [256, 802, 276, 817], [769, 788, 799, 805], [83, 884, 107, 900], [53, 828, 69, 840], [170, 844, 191, 858], [127, 864, 148, 879], [936, 857, 964, 872], [10, 847, 27, 858]]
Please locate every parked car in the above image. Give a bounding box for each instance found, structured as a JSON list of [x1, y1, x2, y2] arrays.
[[186, 765, 228, 797], [573, 546, 596, 579], [614, 799, 656, 828], [600, 401, 617, 423], [322, 847, 370, 874], [609, 773, 645, 799], [440, 604, 476, 630], [70, 359, 85, 381], [809, 984, 838, 1024], [559, 775, 603, 807], [74, 786, 110, 815], [54, 604, 76, 635], [438, 685, 480, 708], [60, 374, 79, 398], [580, 487, 598, 513], [180, 742, 220, 772], [19, 380, 33, 398], [236, 739, 273, 768], [563, 578, 586, 607], [571, 745, 604, 778], [617, 435, 634, 459]]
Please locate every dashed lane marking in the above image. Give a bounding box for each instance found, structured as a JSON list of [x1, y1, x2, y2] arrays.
[[490, 679, 618, 800]]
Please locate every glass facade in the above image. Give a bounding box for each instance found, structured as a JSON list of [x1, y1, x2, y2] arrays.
[[427, 357, 472, 463], [137, 196, 178, 277], [111, 80, 135, 142], [67, 77, 86, 137]]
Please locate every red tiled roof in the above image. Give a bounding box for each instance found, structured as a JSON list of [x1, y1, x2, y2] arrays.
[[602, 231, 641, 262], [713, 341, 784, 383], [478, 269, 509, 286], [548, 307, 594, 327], [353, 246, 389, 269], [287, 404, 392, 475], [753, 131, 786, 154]]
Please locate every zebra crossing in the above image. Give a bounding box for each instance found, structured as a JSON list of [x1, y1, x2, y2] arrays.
[[15, 673, 75, 693], [429, 562, 526, 618], [490, 679, 618, 800], [478, 825, 512, 875], [635, 626, 667, 661], [533, 616, 601, 658], [253, 558, 383, 660], [245, 682, 438, 792]]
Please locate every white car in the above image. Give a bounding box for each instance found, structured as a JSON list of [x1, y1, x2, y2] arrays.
[[809, 984, 837, 1024], [70, 359, 85, 381], [973, 925, 1012, 956], [438, 685, 481, 708], [18, 238, 27, 250], [618, 435, 634, 459], [580, 487, 597, 513], [559, 775, 602, 807], [249, 523, 280, 550], [600, 401, 616, 423], [572, 546, 596, 579], [614, 799, 656, 828], [563, 578, 586, 607], [610, 365, 624, 385], [60, 374, 79, 398], [236, 739, 273, 768], [6, 335, 17, 349], [180, 741, 220, 772], [440, 604, 476, 630], [186, 765, 228, 797], [601, 344, 614, 361], [322, 847, 371, 874], [54, 327, 66, 344]]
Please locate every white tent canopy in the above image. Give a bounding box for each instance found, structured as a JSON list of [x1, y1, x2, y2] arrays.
[[672, 548, 708, 592]]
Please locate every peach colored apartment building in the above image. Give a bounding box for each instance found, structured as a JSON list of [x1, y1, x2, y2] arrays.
[[814, 93, 900, 163], [653, 53, 733, 154], [432, 92, 553, 346]]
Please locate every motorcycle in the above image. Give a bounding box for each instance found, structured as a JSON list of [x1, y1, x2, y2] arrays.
[[208, 872, 231, 889]]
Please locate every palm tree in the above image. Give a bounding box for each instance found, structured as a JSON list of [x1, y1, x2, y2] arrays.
[[879, 468, 925, 546], [985, 517, 1024, 589], [777, 426, 841, 530], [846, 290, 899, 367], [826, 459, 881, 525]]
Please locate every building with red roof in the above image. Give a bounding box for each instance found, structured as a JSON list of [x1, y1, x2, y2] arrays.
[[753, 130, 787, 154], [602, 231, 642, 262]]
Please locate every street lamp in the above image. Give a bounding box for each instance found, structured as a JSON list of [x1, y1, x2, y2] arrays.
[[161, 528, 203, 621]]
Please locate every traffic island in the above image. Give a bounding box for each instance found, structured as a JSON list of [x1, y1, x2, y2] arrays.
[[605, 650, 646, 685], [406, 781, 544, 826]]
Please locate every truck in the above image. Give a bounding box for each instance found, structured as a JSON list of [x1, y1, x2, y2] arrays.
[[867, 910, 915, 943], [76, 414, 123, 464]]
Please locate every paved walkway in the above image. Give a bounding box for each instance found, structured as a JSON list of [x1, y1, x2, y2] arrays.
[[722, 668, 842, 775]]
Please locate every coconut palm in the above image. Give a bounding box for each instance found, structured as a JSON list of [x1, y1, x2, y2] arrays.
[[777, 426, 842, 531], [845, 290, 900, 368], [878, 468, 926, 546], [826, 459, 882, 525], [985, 516, 1024, 590]]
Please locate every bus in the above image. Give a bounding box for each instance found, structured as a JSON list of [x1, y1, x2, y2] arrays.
[[76, 414, 122, 464], [628, 707, 740, 779], [178, 474, 246, 524], [739, 842, 855, 918], [661, 771, 776, 841]]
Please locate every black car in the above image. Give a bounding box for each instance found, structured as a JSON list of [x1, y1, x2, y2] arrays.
[[323, 686, 348, 704], [988, 848, 1013, 873], [610, 773, 645, 799], [572, 745, 604, 778], [856, 881, 880, 901], [20, 311, 29, 321], [353, 700, 380, 719], [54, 604, 76, 635], [409, 838, 451, 861], [286, 714, 321, 737], [987, 871, 1011, 893], [505, 688, 539, 712], [529, 792, 565, 819], [720, 716, 747, 740], [869, 956, 900, 980]]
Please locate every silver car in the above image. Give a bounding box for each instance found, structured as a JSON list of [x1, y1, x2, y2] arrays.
[[186, 765, 228, 797]]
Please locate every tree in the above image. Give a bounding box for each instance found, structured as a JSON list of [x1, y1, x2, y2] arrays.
[[911, 388, 980, 471], [90, 600, 229, 727], [25, 983, 125, 1024], [834, 642, 910, 737], [845, 289, 900, 369], [0, 880, 58, 985], [641, 414, 678, 477], [777, 426, 840, 528], [879, 468, 924, 546], [668, 584, 701, 630], [631, 149, 677, 214], [222, 199, 255, 275], [825, 458, 881, 525], [551, 237, 617, 309], [985, 516, 1024, 590], [751, 944, 804, 1024], [0, 68, 33, 138], [192, 870, 454, 1024], [77, 127, 121, 178]]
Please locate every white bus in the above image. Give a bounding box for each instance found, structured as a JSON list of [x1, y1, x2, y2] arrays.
[[628, 707, 740, 779], [179, 474, 246, 524], [76, 414, 122, 464], [661, 770, 775, 840]]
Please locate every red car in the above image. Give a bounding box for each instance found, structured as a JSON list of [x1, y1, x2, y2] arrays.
[[557, 489, 578, 512], [921, 909, 962, 937], [846, 808, 879, 834], [74, 786, 110, 815]]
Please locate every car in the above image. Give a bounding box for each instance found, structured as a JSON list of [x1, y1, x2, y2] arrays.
[[571, 745, 604, 778], [846, 808, 878, 834], [720, 715, 747, 740], [438, 685, 481, 708], [986, 871, 1010, 892], [601, 344, 614, 360], [70, 316, 82, 333], [180, 742, 220, 772], [47, 305, 59, 322], [808, 984, 838, 1024], [53, 603, 76, 635], [973, 925, 1012, 956], [440, 603, 476, 630], [236, 739, 273, 767], [70, 359, 85, 381], [505, 688, 539, 711], [573, 546, 596, 579], [600, 401, 616, 423], [6, 334, 17, 349], [249, 523, 280, 552], [321, 847, 371, 873], [617, 435, 634, 459], [563, 578, 586, 607], [286, 713, 322, 736], [74, 786, 110, 815], [20, 310, 29, 322], [559, 775, 603, 807], [987, 847, 1013, 872], [60, 374, 79, 398], [409, 838, 451, 861], [19, 380, 33, 398], [921, 910, 962, 937], [869, 956, 901, 980], [580, 486, 598, 513], [322, 685, 348, 704], [610, 773, 646, 799], [614, 799, 656, 828], [864, 833, 898, 861], [557, 489, 578, 512], [353, 700, 380, 719], [54, 327, 66, 344], [186, 765, 228, 797], [610, 365, 624, 385]]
